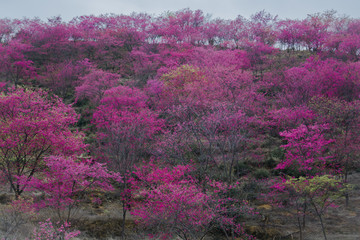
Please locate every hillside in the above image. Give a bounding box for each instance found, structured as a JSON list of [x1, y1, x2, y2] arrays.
[[0, 9, 359, 240]]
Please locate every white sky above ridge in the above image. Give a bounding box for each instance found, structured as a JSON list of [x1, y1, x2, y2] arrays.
[[0, 0, 359, 21]]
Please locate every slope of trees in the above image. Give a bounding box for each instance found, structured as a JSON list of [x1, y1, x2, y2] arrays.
[[0, 9, 359, 240]]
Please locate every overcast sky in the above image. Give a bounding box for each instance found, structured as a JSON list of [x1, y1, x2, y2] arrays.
[[0, 0, 359, 21]]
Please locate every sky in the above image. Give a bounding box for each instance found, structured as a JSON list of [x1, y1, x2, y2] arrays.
[[0, 0, 359, 21]]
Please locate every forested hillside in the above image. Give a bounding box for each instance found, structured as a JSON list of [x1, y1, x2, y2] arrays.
[[0, 9, 359, 240]]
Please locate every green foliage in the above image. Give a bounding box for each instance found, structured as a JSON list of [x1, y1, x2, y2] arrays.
[[253, 168, 270, 179], [277, 166, 313, 178], [271, 147, 285, 160], [285, 175, 349, 203], [264, 157, 277, 168], [234, 161, 252, 177]]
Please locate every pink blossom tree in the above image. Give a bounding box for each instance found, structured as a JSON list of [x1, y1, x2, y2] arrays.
[[75, 69, 120, 105], [275, 124, 335, 176], [93, 85, 164, 235], [130, 161, 256, 240], [276, 19, 305, 51], [309, 96, 360, 205], [0, 87, 85, 197], [32, 218, 80, 240], [20, 155, 119, 222], [40, 58, 93, 100], [0, 40, 36, 86]]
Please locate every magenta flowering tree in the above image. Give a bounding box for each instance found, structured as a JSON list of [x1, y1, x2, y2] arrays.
[[276, 19, 305, 51], [303, 58, 360, 101], [20, 155, 119, 222], [242, 40, 277, 81], [248, 10, 278, 45], [153, 103, 254, 185], [93, 85, 164, 234], [276, 124, 335, 175], [93, 86, 164, 166], [278, 57, 360, 106], [145, 64, 215, 116], [153, 9, 206, 45], [14, 17, 77, 66], [309, 96, 360, 205], [0, 87, 85, 197], [0, 40, 36, 86], [299, 13, 331, 52], [335, 34, 360, 61], [185, 47, 260, 110], [40, 58, 93, 100], [325, 19, 360, 61], [185, 105, 251, 184], [75, 69, 120, 105], [130, 162, 213, 240], [268, 106, 316, 132], [130, 161, 256, 240], [32, 218, 81, 240], [278, 66, 315, 107]]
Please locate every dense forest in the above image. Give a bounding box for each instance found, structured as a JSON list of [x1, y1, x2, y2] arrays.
[[0, 9, 359, 240]]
